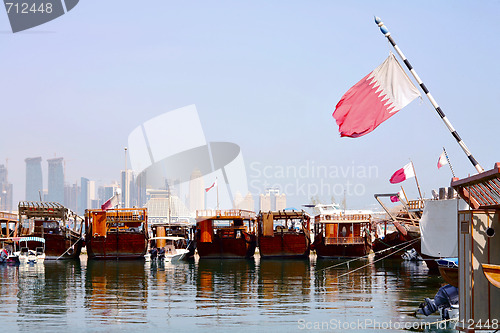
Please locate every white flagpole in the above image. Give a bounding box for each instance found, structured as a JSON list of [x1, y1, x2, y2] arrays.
[[375, 17, 484, 174]]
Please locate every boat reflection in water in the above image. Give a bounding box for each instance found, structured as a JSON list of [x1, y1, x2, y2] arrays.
[[85, 260, 148, 324]]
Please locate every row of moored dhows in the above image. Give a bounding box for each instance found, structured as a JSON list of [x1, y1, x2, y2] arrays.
[[2, 201, 397, 262]]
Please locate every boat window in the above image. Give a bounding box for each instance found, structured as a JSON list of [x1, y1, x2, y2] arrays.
[[43, 221, 59, 229]]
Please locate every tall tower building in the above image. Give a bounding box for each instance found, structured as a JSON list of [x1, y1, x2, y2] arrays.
[[260, 188, 286, 212], [0, 164, 13, 212], [259, 193, 271, 212], [234, 191, 255, 211], [121, 170, 134, 208], [25, 157, 43, 202], [189, 169, 204, 213], [47, 157, 64, 203], [80, 177, 89, 215]]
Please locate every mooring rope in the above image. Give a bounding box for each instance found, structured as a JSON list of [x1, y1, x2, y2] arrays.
[[333, 238, 421, 280], [315, 237, 421, 274], [56, 237, 83, 260]]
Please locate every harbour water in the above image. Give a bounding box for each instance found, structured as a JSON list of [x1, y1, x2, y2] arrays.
[[0, 256, 456, 332]]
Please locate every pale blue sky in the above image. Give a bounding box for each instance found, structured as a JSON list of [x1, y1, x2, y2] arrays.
[[2, 1, 499, 210]]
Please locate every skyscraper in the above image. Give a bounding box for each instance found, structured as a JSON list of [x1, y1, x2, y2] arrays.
[[0, 164, 13, 212], [260, 188, 286, 212], [47, 157, 64, 203], [25, 157, 43, 202], [121, 170, 134, 208], [80, 177, 89, 215]]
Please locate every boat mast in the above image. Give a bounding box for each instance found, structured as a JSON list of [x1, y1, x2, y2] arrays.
[[374, 17, 484, 174]]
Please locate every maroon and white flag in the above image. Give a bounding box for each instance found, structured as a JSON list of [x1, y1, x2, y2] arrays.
[[389, 162, 415, 184], [205, 179, 217, 192], [437, 151, 448, 169], [101, 193, 119, 210], [333, 53, 420, 138]]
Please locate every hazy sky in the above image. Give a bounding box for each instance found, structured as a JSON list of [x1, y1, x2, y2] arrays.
[[2, 1, 499, 211]]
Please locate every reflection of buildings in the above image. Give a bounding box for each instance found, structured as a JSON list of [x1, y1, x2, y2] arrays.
[[259, 188, 286, 212], [25, 157, 43, 202], [189, 169, 204, 212], [0, 164, 13, 212], [233, 192, 255, 211], [47, 157, 64, 204]]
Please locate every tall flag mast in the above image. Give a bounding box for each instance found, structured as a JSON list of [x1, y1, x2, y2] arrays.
[[374, 17, 484, 174]]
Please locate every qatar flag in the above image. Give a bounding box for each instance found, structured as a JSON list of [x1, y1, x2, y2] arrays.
[[389, 162, 415, 184], [205, 179, 217, 192], [333, 53, 420, 138], [101, 193, 119, 210], [437, 151, 448, 169]]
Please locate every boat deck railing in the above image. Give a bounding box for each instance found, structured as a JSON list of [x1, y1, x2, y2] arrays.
[[0, 211, 17, 222], [197, 209, 256, 220], [315, 214, 371, 223], [324, 236, 365, 245]]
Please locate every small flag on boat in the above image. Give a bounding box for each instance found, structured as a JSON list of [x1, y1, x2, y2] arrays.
[[205, 179, 217, 192], [333, 53, 420, 138], [437, 151, 448, 169], [390, 190, 404, 202], [101, 193, 119, 210], [389, 162, 415, 184]]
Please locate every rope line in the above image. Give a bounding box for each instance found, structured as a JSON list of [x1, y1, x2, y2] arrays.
[[315, 237, 420, 274]]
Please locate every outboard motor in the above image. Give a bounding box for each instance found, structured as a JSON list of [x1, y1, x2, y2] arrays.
[[158, 247, 165, 260], [418, 284, 459, 319], [150, 247, 158, 260]]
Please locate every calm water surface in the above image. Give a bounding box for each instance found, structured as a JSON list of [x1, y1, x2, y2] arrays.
[[0, 256, 457, 332]]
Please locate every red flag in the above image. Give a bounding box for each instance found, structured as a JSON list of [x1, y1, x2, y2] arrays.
[[333, 54, 420, 138], [389, 162, 415, 184], [437, 151, 448, 169], [101, 193, 119, 210], [205, 179, 217, 192]]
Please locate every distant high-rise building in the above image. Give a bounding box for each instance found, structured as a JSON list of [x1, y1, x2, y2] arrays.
[[260, 188, 286, 212], [64, 183, 79, 213], [276, 193, 287, 211], [259, 193, 271, 212], [47, 157, 64, 203], [80, 177, 90, 215], [234, 191, 254, 211], [25, 157, 43, 202], [189, 169, 204, 213], [121, 170, 134, 208], [0, 164, 13, 212]]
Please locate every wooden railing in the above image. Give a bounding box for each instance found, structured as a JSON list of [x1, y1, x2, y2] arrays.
[[407, 200, 425, 210], [324, 236, 365, 245], [197, 209, 256, 220], [315, 214, 371, 223]]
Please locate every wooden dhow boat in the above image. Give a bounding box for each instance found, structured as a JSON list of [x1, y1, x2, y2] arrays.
[[18, 201, 84, 260], [85, 208, 148, 260], [195, 209, 256, 259], [311, 204, 372, 258], [257, 210, 311, 259]]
